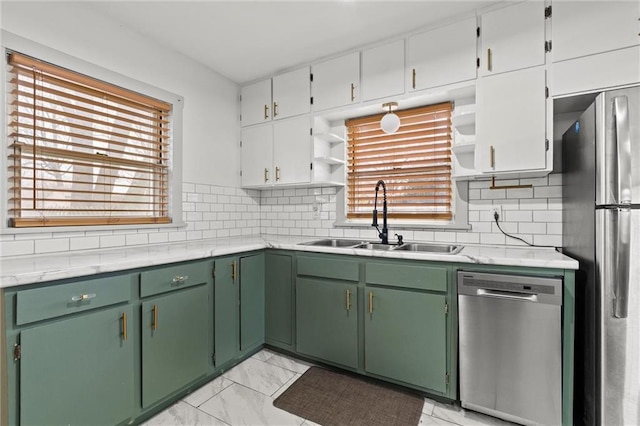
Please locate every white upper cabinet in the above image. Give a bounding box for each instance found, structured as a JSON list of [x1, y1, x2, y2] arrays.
[[273, 116, 312, 185], [272, 67, 311, 120], [362, 39, 405, 101], [241, 67, 310, 127], [241, 124, 273, 187], [312, 52, 360, 112], [240, 79, 271, 127], [552, 1, 640, 63], [479, 1, 546, 76], [407, 16, 478, 91], [475, 66, 548, 174], [240, 116, 311, 188], [551, 1, 640, 95]]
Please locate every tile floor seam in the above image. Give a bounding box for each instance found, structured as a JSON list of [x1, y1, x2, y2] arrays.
[[194, 405, 231, 426]]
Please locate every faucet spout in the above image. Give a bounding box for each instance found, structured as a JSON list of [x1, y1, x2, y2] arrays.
[[372, 180, 389, 244]]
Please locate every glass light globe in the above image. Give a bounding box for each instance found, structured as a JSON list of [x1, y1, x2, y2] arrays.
[[381, 112, 401, 134]]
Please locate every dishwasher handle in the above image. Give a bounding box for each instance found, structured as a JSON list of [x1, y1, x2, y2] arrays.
[[477, 288, 538, 302]]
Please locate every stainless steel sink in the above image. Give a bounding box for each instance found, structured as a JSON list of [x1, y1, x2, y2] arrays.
[[298, 239, 463, 254], [393, 243, 463, 254], [298, 239, 365, 248], [354, 242, 396, 251]]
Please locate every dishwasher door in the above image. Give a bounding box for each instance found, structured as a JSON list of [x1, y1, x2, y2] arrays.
[[457, 271, 563, 426]]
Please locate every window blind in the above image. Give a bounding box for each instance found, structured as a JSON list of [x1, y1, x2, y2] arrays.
[[7, 52, 172, 227], [346, 102, 453, 221]]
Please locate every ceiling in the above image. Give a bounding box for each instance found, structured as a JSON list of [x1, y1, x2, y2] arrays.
[[86, 1, 503, 85]]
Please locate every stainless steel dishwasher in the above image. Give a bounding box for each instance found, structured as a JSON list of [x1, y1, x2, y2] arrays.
[[457, 271, 563, 426]]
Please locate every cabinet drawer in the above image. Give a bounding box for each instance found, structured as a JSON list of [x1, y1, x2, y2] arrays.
[[366, 261, 448, 292], [297, 254, 359, 282], [16, 275, 131, 325], [140, 260, 211, 298]]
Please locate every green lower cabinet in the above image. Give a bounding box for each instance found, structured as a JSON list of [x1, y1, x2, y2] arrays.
[[20, 304, 135, 426], [240, 253, 265, 352], [296, 277, 358, 369], [265, 252, 294, 350], [214, 256, 239, 367], [364, 285, 448, 393], [142, 284, 209, 408]]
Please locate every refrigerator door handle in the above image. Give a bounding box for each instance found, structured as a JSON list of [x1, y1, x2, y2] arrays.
[[614, 208, 630, 318], [613, 96, 632, 204]]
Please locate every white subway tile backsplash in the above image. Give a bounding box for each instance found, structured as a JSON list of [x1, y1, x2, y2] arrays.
[[100, 235, 126, 248], [1, 240, 34, 256], [126, 234, 149, 246], [2, 174, 567, 257]]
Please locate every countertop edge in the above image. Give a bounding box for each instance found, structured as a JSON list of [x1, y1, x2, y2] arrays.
[[1, 236, 579, 288]]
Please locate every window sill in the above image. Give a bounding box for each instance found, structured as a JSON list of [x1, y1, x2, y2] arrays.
[[333, 220, 471, 231], [1, 221, 187, 236]]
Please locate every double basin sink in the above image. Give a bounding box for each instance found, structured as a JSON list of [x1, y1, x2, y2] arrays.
[[298, 238, 463, 254]]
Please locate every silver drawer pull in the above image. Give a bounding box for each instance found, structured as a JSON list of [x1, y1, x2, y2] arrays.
[[71, 293, 96, 302], [172, 275, 189, 284]]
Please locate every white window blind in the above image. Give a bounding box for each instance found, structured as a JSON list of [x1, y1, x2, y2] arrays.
[[346, 102, 453, 221], [7, 51, 172, 227]]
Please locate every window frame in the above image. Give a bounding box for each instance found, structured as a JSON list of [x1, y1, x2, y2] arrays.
[[335, 101, 469, 231], [1, 31, 185, 234]]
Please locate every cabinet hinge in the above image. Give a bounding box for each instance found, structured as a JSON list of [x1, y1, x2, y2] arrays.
[[446, 372, 450, 385], [310, 96, 314, 105], [476, 57, 480, 68], [545, 40, 552, 53], [444, 303, 449, 315], [310, 127, 313, 136], [239, 114, 242, 122], [310, 73, 314, 82], [13, 344, 21, 361], [240, 140, 242, 148], [212, 265, 215, 279], [545, 139, 550, 151], [239, 170, 243, 177], [476, 26, 480, 37], [239, 94, 242, 102], [212, 352, 216, 364], [545, 5, 552, 18], [310, 162, 313, 170], [545, 86, 550, 99]]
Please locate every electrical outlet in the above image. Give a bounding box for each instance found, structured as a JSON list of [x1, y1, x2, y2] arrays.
[[490, 205, 502, 221]]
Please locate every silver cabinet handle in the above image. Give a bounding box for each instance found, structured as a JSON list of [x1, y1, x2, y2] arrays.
[[613, 96, 632, 204], [477, 289, 537, 302], [71, 293, 96, 302], [172, 275, 189, 284]]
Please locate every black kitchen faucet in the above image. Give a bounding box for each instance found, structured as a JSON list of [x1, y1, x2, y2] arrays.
[[372, 180, 388, 244]]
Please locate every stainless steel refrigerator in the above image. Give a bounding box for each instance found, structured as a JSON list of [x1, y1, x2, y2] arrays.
[[563, 87, 640, 425]]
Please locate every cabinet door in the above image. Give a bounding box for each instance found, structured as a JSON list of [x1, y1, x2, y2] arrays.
[[241, 124, 273, 187], [240, 253, 265, 352], [241, 78, 272, 126], [552, 1, 640, 63], [408, 16, 478, 91], [273, 116, 311, 185], [215, 256, 239, 367], [312, 52, 360, 111], [479, 1, 545, 76], [365, 287, 447, 393], [296, 277, 358, 369], [273, 67, 311, 120], [20, 305, 134, 426], [265, 252, 294, 350], [362, 39, 405, 101], [142, 285, 209, 407], [476, 67, 547, 173]]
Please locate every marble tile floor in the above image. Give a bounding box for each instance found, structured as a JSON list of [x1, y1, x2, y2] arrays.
[[143, 349, 515, 426]]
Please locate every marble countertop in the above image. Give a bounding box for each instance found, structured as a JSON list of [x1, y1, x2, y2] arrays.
[[0, 234, 579, 288]]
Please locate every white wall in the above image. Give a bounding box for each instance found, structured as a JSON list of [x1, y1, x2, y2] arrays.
[[0, 1, 239, 187]]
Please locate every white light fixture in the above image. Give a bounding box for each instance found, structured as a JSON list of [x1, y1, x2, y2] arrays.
[[380, 102, 400, 134]]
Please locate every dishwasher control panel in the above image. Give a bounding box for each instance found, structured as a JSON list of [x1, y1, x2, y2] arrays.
[[457, 271, 563, 305]]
